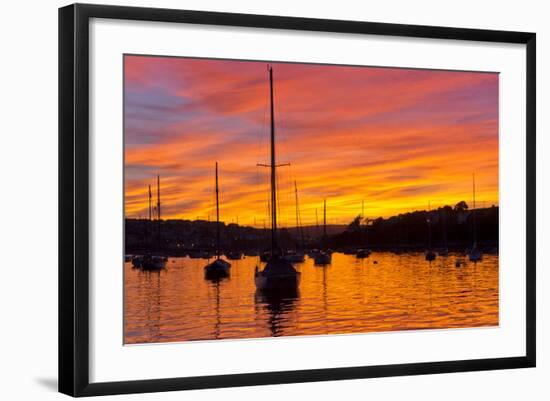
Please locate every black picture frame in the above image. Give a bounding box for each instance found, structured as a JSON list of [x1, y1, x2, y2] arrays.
[[59, 3, 536, 397]]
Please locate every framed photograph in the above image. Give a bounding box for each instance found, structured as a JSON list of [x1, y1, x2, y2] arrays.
[[59, 3, 536, 397]]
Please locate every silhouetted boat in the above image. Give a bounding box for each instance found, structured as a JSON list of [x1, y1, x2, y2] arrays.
[[205, 162, 231, 278], [314, 251, 331, 265], [284, 250, 305, 263], [468, 247, 482, 261], [314, 199, 332, 265], [356, 249, 371, 258], [284, 181, 305, 263], [141, 254, 167, 270], [260, 251, 271, 262], [226, 251, 243, 260], [425, 250, 436, 261], [255, 65, 300, 290], [468, 173, 483, 262], [140, 176, 167, 270], [131, 255, 144, 268], [306, 249, 319, 258]]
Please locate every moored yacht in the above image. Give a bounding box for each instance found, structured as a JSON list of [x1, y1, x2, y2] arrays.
[[254, 65, 300, 290], [205, 162, 231, 278]]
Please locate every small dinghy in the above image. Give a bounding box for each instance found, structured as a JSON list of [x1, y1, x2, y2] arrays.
[[425, 250, 436, 262], [205, 258, 231, 279], [356, 249, 371, 259], [314, 251, 332, 266]]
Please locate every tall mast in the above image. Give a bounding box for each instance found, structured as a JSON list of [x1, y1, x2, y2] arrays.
[[269, 66, 277, 254], [253, 66, 291, 255], [427, 201, 432, 249], [472, 173, 477, 244], [294, 181, 304, 247], [294, 181, 299, 231], [147, 185, 152, 249], [361, 200, 365, 246], [315, 208, 319, 238], [157, 175, 161, 220], [215, 162, 220, 258], [157, 175, 161, 252], [148, 185, 152, 221], [323, 199, 327, 247]]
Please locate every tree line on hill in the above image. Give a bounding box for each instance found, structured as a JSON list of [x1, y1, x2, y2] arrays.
[[125, 201, 498, 254], [328, 201, 498, 250]]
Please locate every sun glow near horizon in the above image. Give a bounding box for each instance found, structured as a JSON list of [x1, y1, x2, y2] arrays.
[[124, 56, 499, 226]]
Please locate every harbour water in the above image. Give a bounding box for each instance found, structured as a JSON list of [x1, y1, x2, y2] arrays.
[[124, 252, 498, 344]]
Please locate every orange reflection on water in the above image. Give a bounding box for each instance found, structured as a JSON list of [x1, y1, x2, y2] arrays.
[[124, 252, 498, 344]]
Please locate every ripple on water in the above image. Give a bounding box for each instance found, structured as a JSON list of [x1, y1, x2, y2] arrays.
[[124, 252, 499, 343]]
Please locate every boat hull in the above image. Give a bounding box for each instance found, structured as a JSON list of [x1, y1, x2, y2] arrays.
[[255, 271, 301, 290], [468, 249, 483, 262], [425, 251, 436, 261], [284, 252, 305, 263], [355, 249, 371, 259], [314, 252, 332, 265], [226, 252, 242, 260], [141, 255, 167, 270], [131, 255, 144, 268], [204, 259, 231, 278]]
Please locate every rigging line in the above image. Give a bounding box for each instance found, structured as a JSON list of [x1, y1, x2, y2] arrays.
[[276, 169, 283, 228]]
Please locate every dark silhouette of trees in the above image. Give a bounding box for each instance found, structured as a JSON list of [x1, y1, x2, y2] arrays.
[[454, 201, 469, 211], [329, 203, 498, 250], [125, 203, 498, 255], [347, 215, 362, 232]]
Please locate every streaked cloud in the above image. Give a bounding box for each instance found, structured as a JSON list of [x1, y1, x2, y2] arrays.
[[124, 56, 498, 225]]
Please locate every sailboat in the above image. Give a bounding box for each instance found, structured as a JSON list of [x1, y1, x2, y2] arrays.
[[314, 199, 332, 265], [306, 209, 321, 258], [356, 200, 371, 259], [425, 203, 436, 261], [205, 162, 231, 278], [468, 173, 483, 262], [141, 175, 167, 270], [284, 181, 306, 263], [254, 65, 301, 291]]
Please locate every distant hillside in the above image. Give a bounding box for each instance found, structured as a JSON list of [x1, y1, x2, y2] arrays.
[[283, 224, 348, 239], [125, 203, 498, 254]]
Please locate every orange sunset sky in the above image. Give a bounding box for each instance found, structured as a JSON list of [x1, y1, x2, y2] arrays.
[[124, 55, 499, 227]]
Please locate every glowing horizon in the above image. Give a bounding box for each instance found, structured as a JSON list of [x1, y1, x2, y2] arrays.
[[124, 56, 499, 227]]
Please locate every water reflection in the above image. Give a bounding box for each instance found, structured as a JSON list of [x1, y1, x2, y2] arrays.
[[208, 278, 225, 339], [124, 252, 499, 344], [255, 288, 299, 337]]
